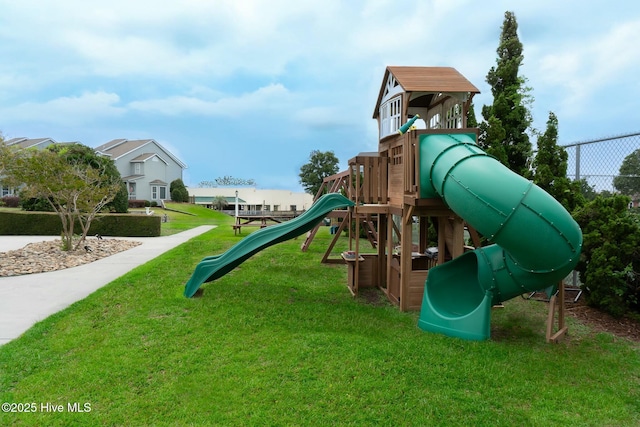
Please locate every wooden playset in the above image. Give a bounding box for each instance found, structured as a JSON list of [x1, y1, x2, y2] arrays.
[[302, 66, 482, 311], [186, 65, 581, 341]]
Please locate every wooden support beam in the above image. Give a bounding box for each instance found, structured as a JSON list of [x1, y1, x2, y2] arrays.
[[400, 204, 414, 311], [466, 224, 482, 248], [320, 214, 350, 264], [355, 204, 390, 214], [354, 206, 360, 296], [546, 281, 568, 343], [386, 210, 394, 300], [377, 214, 387, 291], [402, 205, 415, 228]]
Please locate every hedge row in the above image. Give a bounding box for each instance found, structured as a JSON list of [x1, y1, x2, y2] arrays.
[[0, 211, 161, 237]]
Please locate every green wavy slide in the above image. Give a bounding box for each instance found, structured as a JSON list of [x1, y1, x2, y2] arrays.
[[417, 133, 583, 340], [184, 193, 354, 298]]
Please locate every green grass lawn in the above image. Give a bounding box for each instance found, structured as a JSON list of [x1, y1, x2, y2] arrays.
[[128, 202, 229, 236], [1, 205, 639, 426]]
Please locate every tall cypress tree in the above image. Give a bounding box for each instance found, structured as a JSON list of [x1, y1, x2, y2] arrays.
[[532, 112, 584, 211], [479, 11, 533, 178], [466, 102, 478, 128]]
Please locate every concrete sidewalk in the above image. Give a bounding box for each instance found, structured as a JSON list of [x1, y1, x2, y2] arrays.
[[0, 226, 215, 346]]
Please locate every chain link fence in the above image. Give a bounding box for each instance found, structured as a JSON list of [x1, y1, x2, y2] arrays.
[[563, 131, 640, 196], [560, 131, 640, 288]]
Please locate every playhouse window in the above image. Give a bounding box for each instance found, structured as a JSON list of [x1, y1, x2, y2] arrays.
[[380, 95, 402, 138], [445, 103, 463, 129], [429, 113, 441, 129], [391, 146, 403, 165]]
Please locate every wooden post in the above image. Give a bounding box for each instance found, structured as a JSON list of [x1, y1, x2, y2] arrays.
[[354, 209, 360, 296], [386, 210, 394, 300], [399, 204, 414, 311], [546, 281, 568, 343], [378, 214, 387, 290]]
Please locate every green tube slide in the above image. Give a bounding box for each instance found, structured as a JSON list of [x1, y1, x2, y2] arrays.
[[184, 193, 354, 298], [417, 133, 582, 340]]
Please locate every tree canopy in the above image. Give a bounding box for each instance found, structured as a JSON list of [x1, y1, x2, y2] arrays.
[[211, 195, 229, 210], [8, 144, 122, 250], [613, 149, 640, 197], [0, 137, 16, 180], [298, 150, 339, 197], [199, 176, 256, 187], [531, 112, 584, 211], [479, 11, 533, 178], [50, 143, 128, 213]]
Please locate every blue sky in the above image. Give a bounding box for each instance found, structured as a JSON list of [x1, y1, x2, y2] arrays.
[[1, 1, 639, 192]]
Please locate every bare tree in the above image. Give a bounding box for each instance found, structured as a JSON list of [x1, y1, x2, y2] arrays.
[[211, 195, 228, 210]]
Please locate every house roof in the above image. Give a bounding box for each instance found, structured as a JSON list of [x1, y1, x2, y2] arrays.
[[5, 137, 57, 149], [94, 139, 187, 169], [373, 66, 480, 118], [131, 153, 169, 165], [95, 139, 150, 158], [121, 174, 145, 181], [387, 66, 480, 93]]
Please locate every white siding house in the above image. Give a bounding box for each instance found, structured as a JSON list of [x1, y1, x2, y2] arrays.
[[95, 139, 187, 203], [188, 187, 314, 214]]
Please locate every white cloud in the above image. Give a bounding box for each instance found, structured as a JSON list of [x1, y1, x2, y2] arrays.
[[293, 106, 352, 129], [0, 91, 124, 125], [2, 0, 640, 189], [128, 83, 295, 116], [536, 19, 640, 116]]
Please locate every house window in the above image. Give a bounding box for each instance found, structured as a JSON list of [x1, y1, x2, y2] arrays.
[[380, 95, 402, 138], [152, 186, 158, 200], [134, 163, 141, 174], [160, 186, 166, 200], [1, 186, 11, 197], [274, 205, 280, 211], [129, 183, 136, 199]]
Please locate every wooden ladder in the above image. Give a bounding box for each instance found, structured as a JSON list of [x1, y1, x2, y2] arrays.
[[361, 215, 378, 248]]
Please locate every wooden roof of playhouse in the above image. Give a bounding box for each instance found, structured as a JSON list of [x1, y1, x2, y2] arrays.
[[372, 66, 480, 118]]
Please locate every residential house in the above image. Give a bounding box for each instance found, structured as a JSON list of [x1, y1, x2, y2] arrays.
[[1, 137, 60, 196], [95, 139, 187, 203], [5, 137, 58, 150]]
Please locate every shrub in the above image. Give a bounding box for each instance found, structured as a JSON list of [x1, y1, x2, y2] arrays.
[[108, 181, 129, 213], [0, 211, 161, 236], [20, 196, 55, 212], [128, 199, 147, 208], [573, 195, 640, 317], [170, 179, 189, 202], [1, 195, 20, 208]]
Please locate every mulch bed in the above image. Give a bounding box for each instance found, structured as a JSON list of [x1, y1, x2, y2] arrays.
[[525, 289, 639, 342]]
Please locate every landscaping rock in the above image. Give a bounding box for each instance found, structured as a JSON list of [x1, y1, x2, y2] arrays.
[[0, 238, 141, 276]]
